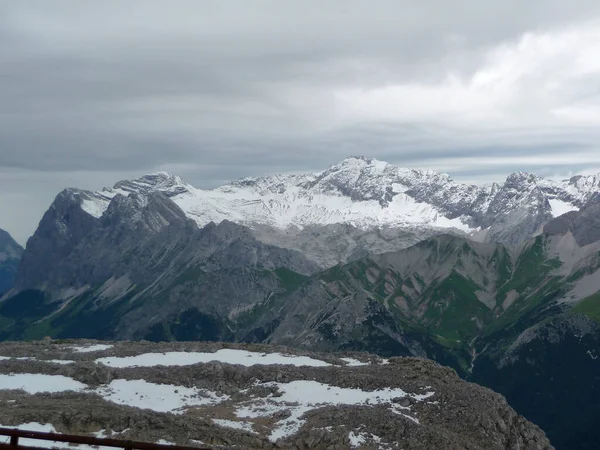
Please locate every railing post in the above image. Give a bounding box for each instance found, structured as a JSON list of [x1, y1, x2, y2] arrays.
[[0, 426, 209, 450]]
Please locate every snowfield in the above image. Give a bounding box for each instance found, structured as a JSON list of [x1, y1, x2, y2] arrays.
[[69, 344, 114, 353], [548, 198, 579, 218], [0, 374, 86, 394], [235, 380, 435, 442], [96, 349, 332, 368], [0, 368, 434, 443], [95, 379, 228, 413]]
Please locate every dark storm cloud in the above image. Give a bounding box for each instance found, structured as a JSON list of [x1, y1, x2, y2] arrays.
[[2, 0, 600, 244]]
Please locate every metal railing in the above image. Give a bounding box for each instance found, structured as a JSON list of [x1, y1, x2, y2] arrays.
[[0, 427, 210, 450]]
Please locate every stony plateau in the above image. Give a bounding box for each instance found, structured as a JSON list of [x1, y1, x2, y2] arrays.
[[0, 340, 552, 450]]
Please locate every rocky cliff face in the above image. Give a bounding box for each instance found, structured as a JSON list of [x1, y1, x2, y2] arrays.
[[0, 229, 23, 295], [0, 188, 317, 342], [0, 340, 553, 450], [472, 315, 600, 450]]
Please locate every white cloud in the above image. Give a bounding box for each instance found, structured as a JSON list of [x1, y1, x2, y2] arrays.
[[334, 21, 600, 127]]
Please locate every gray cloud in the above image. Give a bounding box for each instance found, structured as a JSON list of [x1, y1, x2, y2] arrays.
[[2, 0, 600, 244]]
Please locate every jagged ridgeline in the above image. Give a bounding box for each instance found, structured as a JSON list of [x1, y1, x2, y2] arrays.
[[2, 157, 600, 449]]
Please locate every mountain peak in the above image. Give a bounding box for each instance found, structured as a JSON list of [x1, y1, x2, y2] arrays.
[[113, 172, 190, 196], [504, 171, 541, 185]]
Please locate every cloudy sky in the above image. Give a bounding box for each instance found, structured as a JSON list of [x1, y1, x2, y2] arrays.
[[2, 0, 600, 244]]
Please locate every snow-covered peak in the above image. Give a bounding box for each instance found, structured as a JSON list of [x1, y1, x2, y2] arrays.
[[113, 172, 191, 197], [68, 158, 600, 244], [505, 171, 542, 183]]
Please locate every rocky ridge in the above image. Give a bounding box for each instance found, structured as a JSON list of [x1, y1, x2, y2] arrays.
[[0, 229, 23, 295]]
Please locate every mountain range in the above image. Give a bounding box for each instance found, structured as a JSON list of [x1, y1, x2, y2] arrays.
[[2, 156, 600, 449]]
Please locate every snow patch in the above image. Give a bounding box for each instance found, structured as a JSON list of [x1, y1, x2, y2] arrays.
[[69, 344, 113, 353], [348, 431, 385, 448], [81, 197, 110, 219], [340, 357, 370, 366], [0, 374, 86, 394], [348, 431, 367, 447], [235, 380, 434, 442], [0, 357, 74, 365], [96, 349, 331, 368], [548, 199, 579, 218], [95, 379, 228, 414]]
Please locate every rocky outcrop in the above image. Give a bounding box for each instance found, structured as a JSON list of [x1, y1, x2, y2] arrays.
[[0, 340, 553, 449], [544, 194, 600, 246]]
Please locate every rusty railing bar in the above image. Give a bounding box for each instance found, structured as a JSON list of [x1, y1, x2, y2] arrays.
[[0, 428, 209, 450]]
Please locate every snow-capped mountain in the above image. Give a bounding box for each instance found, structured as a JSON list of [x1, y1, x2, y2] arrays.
[[76, 156, 599, 245]]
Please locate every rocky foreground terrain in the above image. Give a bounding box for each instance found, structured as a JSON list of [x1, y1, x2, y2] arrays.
[[0, 340, 551, 450]]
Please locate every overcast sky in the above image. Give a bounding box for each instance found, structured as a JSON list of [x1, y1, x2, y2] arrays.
[[2, 0, 600, 245]]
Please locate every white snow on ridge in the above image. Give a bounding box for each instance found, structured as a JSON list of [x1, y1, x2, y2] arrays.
[[235, 380, 435, 442], [95, 349, 331, 368], [69, 344, 113, 353], [81, 197, 110, 219], [340, 357, 370, 366], [0, 356, 75, 365], [0, 374, 86, 394], [173, 184, 474, 233], [548, 198, 579, 218], [95, 379, 228, 414], [75, 158, 480, 233]]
